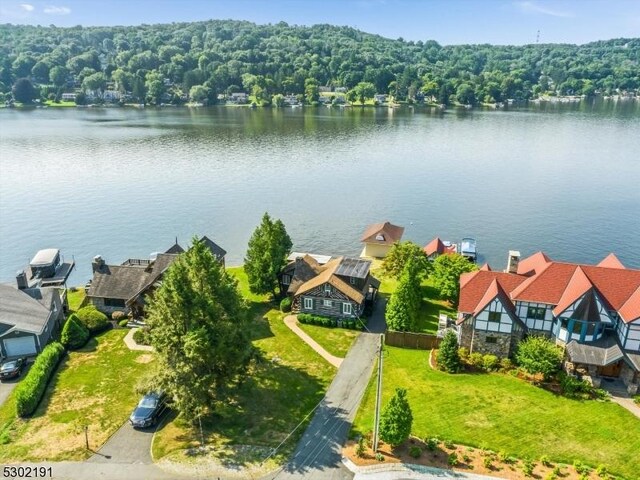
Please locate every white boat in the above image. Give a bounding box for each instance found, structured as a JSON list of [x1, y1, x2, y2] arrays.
[[460, 237, 477, 263]]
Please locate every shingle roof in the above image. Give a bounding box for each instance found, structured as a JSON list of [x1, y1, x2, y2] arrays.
[[87, 253, 178, 301], [361, 222, 404, 245], [286, 255, 323, 294], [0, 284, 53, 334], [566, 336, 623, 366], [200, 236, 227, 260]]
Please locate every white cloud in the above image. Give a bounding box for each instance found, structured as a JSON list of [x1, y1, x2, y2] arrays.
[[514, 1, 574, 18], [19, 3, 34, 11], [43, 5, 71, 15]]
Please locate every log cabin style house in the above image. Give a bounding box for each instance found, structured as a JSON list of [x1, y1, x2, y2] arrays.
[[457, 251, 640, 394], [279, 254, 380, 318]]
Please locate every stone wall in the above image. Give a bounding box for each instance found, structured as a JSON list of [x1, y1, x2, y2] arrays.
[[471, 330, 513, 357], [620, 362, 639, 395], [459, 317, 474, 350]]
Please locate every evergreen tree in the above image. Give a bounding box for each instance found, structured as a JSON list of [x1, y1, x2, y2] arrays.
[[437, 330, 461, 373], [431, 253, 478, 304], [60, 314, 90, 350], [146, 237, 252, 422], [385, 258, 422, 331], [244, 212, 293, 297], [12, 77, 37, 104], [379, 387, 413, 448]]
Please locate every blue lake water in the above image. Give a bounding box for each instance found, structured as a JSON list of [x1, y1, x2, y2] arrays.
[[0, 100, 639, 284]]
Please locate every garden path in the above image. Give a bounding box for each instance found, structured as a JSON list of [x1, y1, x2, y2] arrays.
[[284, 315, 343, 368]]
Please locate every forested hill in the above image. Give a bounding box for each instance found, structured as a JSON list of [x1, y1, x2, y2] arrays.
[[1, 20, 638, 105]]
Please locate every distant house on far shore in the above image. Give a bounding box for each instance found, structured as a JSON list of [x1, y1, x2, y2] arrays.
[[360, 221, 404, 259]]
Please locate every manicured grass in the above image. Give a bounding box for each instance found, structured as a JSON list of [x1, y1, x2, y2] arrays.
[[152, 266, 336, 465], [297, 322, 360, 358], [375, 270, 455, 334], [66, 287, 86, 313], [44, 100, 76, 107], [0, 329, 152, 461], [352, 347, 640, 479]]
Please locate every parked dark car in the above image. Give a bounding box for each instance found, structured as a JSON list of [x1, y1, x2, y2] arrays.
[[129, 392, 167, 428], [0, 358, 27, 380]]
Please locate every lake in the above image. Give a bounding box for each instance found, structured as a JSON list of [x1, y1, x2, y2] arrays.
[[1, 99, 639, 285]]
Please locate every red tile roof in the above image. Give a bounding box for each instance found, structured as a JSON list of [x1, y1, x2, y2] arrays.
[[459, 251, 640, 324], [424, 237, 457, 256], [361, 221, 404, 245], [597, 253, 625, 269], [479, 263, 492, 271]]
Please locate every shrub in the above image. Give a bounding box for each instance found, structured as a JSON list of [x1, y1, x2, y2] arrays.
[[280, 297, 292, 313], [596, 465, 608, 477], [133, 328, 151, 346], [482, 354, 499, 371], [409, 446, 422, 458], [355, 437, 366, 458], [448, 452, 458, 466], [552, 466, 562, 476], [76, 306, 110, 334], [561, 374, 591, 398], [634, 395, 640, 405], [443, 439, 455, 449], [573, 460, 591, 475], [111, 311, 126, 322], [545, 473, 558, 480], [522, 460, 535, 477], [437, 330, 461, 373], [425, 437, 438, 451], [540, 455, 552, 467], [499, 358, 513, 371], [297, 313, 340, 328], [14, 342, 65, 417], [379, 388, 413, 447], [469, 352, 484, 368], [118, 319, 129, 327], [483, 456, 493, 469], [515, 336, 563, 380], [375, 453, 384, 462], [462, 454, 471, 463], [60, 314, 90, 349], [458, 347, 470, 362]]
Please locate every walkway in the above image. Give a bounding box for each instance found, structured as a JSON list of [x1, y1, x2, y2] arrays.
[[284, 315, 343, 367], [270, 299, 387, 480], [602, 380, 640, 419], [123, 327, 154, 351]]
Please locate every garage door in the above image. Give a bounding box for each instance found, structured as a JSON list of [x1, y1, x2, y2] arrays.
[[3, 336, 37, 357]]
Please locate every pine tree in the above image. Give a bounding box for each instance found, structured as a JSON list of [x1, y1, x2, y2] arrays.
[[385, 258, 422, 331], [244, 212, 293, 297], [379, 387, 413, 448], [437, 330, 461, 373], [146, 237, 252, 422]]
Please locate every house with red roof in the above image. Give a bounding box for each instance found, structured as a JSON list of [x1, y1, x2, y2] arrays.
[[457, 251, 640, 394], [423, 237, 458, 261]]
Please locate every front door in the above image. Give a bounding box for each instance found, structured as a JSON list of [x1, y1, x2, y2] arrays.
[[600, 360, 623, 378]]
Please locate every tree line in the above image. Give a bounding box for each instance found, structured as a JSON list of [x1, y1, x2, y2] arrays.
[[1, 20, 638, 106]]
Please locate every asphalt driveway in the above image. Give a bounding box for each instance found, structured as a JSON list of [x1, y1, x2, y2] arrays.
[[0, 360, 32, 406], [88, 420, 156, 464]]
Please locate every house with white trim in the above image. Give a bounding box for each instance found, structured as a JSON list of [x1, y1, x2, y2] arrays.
[[457, 252, 640, 393]]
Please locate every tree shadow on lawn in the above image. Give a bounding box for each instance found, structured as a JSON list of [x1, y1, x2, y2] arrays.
[[28, 355, 71, 420], [164, 351, 328, 469]]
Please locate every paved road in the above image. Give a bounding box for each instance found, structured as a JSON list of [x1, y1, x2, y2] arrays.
[[268, 299, 386, 480]]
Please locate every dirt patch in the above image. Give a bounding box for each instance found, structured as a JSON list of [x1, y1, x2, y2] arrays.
[[344, 437, 609, 480], [135, 354, 154, 364]]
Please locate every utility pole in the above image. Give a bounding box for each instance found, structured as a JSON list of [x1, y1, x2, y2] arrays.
[[372, 334, 384, 452]]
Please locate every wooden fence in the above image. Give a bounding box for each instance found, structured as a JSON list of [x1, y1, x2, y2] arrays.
[[385, 330, 441, 350]]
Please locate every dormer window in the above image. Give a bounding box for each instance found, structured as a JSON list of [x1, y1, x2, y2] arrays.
[[375, 234, 385, 241], [324, 284, 331, 294], [282, 274, 291, 285], [350, 277, 356, 285]]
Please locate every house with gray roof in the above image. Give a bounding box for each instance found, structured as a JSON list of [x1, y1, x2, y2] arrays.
[[0, 284, 63, 358], [86, 236, 226, 317]]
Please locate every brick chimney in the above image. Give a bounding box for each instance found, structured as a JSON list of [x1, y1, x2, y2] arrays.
[[16, 270, 28, 290], [92, 255, 105, 272]]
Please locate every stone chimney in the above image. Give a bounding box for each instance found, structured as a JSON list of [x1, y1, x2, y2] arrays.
[[92, 255, 105, 272], [16, 270, 29, 290], [507, 250, 521, 274]]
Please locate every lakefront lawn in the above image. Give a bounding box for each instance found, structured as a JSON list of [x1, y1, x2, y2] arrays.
[[297, 322, 360, 358], [352, 347, 640, 480], [0, 329, 151, 461]]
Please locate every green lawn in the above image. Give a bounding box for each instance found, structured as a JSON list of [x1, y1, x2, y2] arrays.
[[65, 287, 86, 312], [0, 329, 152, 461], [44, 100, 76, 107], [152, 267, 336, 466], [375, 270, 455, 334], [297, 322, 360, 358], [352, 347, 640, 480]]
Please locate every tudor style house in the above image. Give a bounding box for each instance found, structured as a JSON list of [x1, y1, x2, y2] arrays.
[[279, 254, 380, 318], [457, 251, 640, 393], [86, 236, 226, 317], [360, 221, 404, 258]]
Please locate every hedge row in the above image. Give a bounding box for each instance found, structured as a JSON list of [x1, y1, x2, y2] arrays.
[[298, 313, 363, 330], [14, 342, 65, 417]]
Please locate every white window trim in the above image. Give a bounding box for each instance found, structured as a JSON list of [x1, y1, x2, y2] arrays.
[[323, 299, 332, 307], [304, 297, 313, 310], [324, 284, 331, 294], [343, 303, 352, 315], [282, 274, 291, 285], [349, 277, 356, 285]]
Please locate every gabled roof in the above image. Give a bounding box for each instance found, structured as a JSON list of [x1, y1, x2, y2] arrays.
[[552, 267, 594, 317], [618, 285, 640, 323], [165, 242, 185, 254], [361, 221, 404, 245], [458, 270, 528, 314], [0, 284, 55, 334], [286, 255, 323, 294], [479, 263, 492, 271], [597, 253, 625, 269], [516, 251, 552, 276], [424, 237, 457, 256], [200, 236, 227, 260], [87, 253, 178, 301]]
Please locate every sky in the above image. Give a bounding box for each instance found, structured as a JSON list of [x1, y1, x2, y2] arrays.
[[1, 0, 639, 45]]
